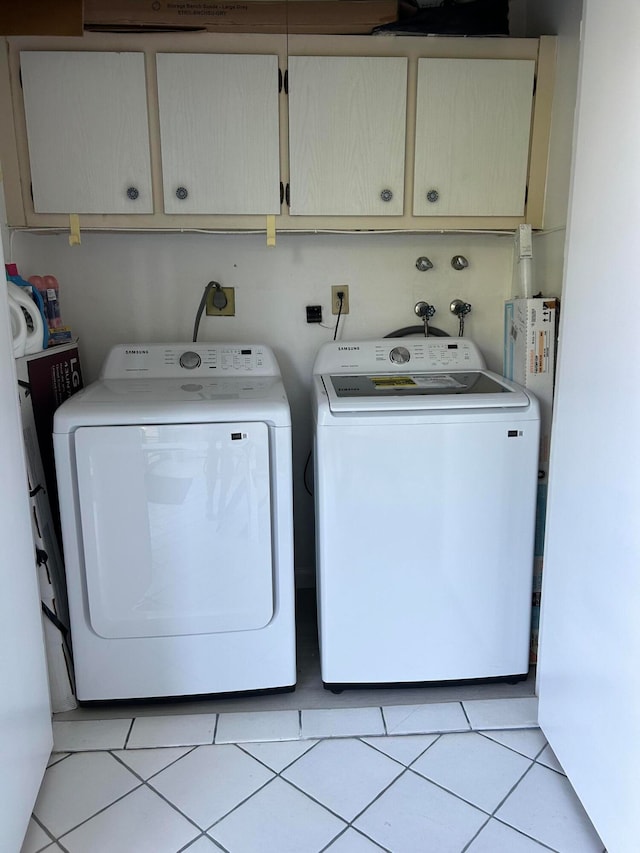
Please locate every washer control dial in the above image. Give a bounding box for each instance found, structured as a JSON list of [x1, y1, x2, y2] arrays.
[[179, 350, 201, 370], [389, 346, 411, 365]]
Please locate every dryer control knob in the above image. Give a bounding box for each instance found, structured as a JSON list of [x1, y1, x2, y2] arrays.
[[389, 346, 411, 365], [179, 351, 201, 370]]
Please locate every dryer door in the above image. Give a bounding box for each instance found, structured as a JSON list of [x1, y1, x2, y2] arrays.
[[74, 421, 273, 638]]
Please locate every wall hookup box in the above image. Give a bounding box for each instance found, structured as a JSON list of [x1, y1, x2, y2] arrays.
[[84, 0, 398, 34], [504, 297, 559, 475]]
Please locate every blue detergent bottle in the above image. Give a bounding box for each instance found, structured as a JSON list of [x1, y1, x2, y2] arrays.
[[5, 262, 49, 349]]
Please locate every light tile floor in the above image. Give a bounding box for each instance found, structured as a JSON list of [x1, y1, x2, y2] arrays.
[[22, 698, 605, 853]]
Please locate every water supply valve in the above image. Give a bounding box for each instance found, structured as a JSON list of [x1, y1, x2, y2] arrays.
[[414, 301, 436, 336], [450, 299, 472, 337]]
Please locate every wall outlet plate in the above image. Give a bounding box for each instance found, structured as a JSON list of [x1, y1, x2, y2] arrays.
[[206, 286, 235, 316], [331, 285, 349, 315]]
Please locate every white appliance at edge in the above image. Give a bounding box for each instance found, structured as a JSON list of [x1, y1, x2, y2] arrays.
[[54, 343, 296, 701], [312, 338, 540, 688]]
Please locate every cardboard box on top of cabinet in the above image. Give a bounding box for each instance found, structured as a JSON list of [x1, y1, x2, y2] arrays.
[[84, 0, 398, 34], [504, 296, 559, 473], [0, 0, 83, 35]]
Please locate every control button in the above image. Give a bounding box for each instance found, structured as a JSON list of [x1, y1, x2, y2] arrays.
[[179, 351, 201, 370], [181, 383, 203, 392], [389, 346, 411, 365]]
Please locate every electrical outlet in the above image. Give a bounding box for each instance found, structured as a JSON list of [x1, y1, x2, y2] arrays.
[[331, 285, 350, 315], [205, 286, 235, 316]]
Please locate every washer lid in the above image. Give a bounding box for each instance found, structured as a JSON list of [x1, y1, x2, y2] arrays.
[[323, 370, 531, 412]]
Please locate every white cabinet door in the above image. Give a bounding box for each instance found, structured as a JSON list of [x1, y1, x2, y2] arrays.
[[288, 56, 407, 216], [156, 53, 281, 215], [0, 241, 52, 852], [20, 52, 153, 214], [413, 58, 535, 217]]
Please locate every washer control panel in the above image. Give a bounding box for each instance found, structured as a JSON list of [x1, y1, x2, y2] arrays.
[[101, 344, 279, 378], [313, 338, 486, 374]]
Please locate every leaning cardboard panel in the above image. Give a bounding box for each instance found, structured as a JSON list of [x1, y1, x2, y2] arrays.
[[15, 341, 83, 711]]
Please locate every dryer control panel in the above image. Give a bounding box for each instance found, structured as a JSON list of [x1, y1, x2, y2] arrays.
[[313, 338, 486, 375], [101, 344, 280, 378]]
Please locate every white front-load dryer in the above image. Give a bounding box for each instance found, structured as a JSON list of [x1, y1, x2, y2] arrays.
[[312, 338, 540, 689], [54, 343, 296, 701]]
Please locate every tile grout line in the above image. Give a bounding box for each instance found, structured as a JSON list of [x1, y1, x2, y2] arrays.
[[491, 815, 561, 852], [380, 705, 388, 735], [235, 737, 320, 774], [401, 765, 495, 820], [122, 717, 135, 749], [142, 771, 222, 838], [406, 732, 443, 768], [460, 814, 493, 853], [29, 813, 57, 852], [50, 749, 203, 848], [477, 729, 548, 763], [175, 832, 222, 853], [262, 772, 353, 833], [212, 712, 219, 744], [110, 744, 198, 783], [319, 823, 392, 853], [460, 701, 472, 729], [50, 778, 147, 847], [202, 769, 281, 836], [488, 759, 537, 818], [483, 760, 562, 852]]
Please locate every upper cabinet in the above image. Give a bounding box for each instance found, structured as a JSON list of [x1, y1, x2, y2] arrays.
[[287, 56, 407, 216], [0, 33, 556, 232], [413, 58, 535, 217], [20, 51, 152, 214], [156, 53, 281, 215]]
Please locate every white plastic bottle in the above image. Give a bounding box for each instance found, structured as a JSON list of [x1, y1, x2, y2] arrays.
[[7, 290, 27, 357], [6, 280, 44, 355]]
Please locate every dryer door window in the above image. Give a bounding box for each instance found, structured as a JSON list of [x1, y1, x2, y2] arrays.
[[74, 422, 273, 639]]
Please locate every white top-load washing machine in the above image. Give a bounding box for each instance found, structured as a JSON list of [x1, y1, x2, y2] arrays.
[[312, 338, 540, 689], [54, 343, 296, 701]]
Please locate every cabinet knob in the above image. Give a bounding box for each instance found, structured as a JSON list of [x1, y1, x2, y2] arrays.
[[176, 187, 189, 200], [380, 189, 393, 203], [126, 186, 139, 201], [426, 189, 439, 203]]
